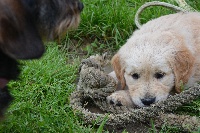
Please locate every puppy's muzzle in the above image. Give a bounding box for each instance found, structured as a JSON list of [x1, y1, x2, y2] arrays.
[[141, 97, 156, 106]]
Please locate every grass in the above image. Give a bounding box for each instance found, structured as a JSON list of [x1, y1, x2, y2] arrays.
[[1, 0, 200, 132], [0, 44, 89, 132], [0, 44, 107, 132]]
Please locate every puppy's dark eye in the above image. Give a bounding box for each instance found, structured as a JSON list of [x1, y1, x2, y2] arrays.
[[154, 72, 165, 79], [132, 73, 140, 79]]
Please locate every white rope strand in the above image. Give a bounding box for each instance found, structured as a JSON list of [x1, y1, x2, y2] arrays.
[[135, 1, 188, 29]]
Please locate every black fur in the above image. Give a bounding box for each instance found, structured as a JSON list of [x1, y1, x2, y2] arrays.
[[0, 50, 20, 118], [0, 87, 13, 118], [0, 50, 20, 80]]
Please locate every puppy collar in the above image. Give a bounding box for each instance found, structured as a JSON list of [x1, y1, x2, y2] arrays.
[[0, 78, 9, 89]]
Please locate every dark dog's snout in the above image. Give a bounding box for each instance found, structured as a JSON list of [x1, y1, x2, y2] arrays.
[[78, 2, 84, 12], [141, 97, 156, 106]]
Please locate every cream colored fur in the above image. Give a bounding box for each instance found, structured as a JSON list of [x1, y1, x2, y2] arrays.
[[107, 12, 200, 107]]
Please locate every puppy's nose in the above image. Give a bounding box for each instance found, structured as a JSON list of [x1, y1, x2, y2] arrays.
[[141, 97, 156, 106], [78, 2, 84, 12]]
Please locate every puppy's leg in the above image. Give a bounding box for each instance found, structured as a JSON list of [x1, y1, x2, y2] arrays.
[[106, 90, 134, 107]]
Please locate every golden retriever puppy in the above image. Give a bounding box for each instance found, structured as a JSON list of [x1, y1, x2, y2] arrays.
[[107, 12, 200, 107]]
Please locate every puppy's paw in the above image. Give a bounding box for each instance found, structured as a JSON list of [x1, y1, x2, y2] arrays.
[[106, 90, 133, 107], [107, 94, 123, 106]]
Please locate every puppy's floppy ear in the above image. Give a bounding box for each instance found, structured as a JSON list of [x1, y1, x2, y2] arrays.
[[111, 54, 126, 89], [170, 49, 194, 93], [0, 1, 44, 59]]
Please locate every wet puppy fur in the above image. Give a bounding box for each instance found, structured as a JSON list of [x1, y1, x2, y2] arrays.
[[107, 12, 200, 108], [0, 0, 83, 118]]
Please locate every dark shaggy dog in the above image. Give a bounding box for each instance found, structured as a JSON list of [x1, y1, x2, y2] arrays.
[[0, 0, 83, 118]]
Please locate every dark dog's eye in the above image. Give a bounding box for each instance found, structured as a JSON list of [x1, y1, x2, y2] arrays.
[[154, 72, 165, 79], [132, 73, 140, 79]]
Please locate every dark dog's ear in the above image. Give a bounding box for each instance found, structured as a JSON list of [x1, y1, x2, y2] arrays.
[[111, 54, 126, 89], [0, 1, 44, 59], [170, 49, 194, 93]]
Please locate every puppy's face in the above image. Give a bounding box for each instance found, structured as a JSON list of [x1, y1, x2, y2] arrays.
[[123, 53, 174, 107], [112, 32, 194, 107]]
